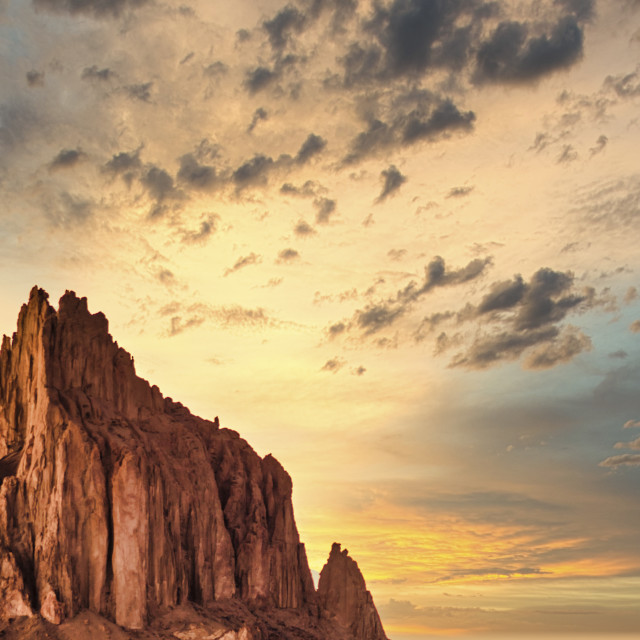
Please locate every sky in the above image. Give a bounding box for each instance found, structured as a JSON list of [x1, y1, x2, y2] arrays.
[[1, 0, 640, 636]]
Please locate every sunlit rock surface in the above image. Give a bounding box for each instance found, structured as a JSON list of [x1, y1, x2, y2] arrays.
[[0, 287, 386, 640]]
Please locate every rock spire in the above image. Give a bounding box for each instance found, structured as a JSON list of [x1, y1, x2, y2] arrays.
[[318, 543, 388, 640]]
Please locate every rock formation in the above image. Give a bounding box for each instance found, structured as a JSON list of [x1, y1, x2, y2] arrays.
[[318, 543, 388, 640], [0, 287, 387, 640]]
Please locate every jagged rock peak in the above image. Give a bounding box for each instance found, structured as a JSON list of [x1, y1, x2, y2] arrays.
[[318, 543, 388, 640], [0, 288, 317, 630]]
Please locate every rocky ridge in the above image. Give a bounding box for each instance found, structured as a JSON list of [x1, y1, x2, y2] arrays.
[[0, 288, 387, 640]]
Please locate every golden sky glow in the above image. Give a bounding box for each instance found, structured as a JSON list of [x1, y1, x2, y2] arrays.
[[2, 0, 640, 636]]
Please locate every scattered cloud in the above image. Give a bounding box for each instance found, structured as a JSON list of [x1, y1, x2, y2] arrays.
[[387, 248, 407, 261], [224, 252, 262, 276], [26, 70, 44, 87], [276, 248, 300, 263], [49, 148, 86, 171], [295, 133, 327, 164], [321, 356, 346, 373], [177, 154, 222, 191], [314, 197, 336, 224], [124, 82, 153, 102], [33, 0, 149, 18], [474, 16, 585, 85], [293, 219, 316, 236], [557, 144, 578, 164], [599, 453, 640, 468], [589, 134, 608, 156], [376, 165, 407, 202], [247, 107, 268, 133], [447, 185, 474, 198], [181, 214, 218, 245], [339, 256, 492, 337], [81, 65, 115, 81]]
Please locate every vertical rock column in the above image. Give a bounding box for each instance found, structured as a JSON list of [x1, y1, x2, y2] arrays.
[[112, 451, 149, 629], [317, 543, 388, 640]]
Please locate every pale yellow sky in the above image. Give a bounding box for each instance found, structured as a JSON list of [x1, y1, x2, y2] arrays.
[[2, 0, 640, 635]]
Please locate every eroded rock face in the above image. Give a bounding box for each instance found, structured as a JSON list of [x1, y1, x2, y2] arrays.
[[317, 543, 388, 640], [0, 288, 316, 629]]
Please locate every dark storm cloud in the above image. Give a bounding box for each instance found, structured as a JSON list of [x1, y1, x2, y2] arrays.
[[476, 268, 588, 331], [177, 154, 221, 190], [26, 70, 44, 87], [33, 0, 148, 18], [49, 148, 86, 171], [344, 97, 475, 163], [376, 165, 406, 202], [444, 268, 596, 369], [103, 149, 142, 186], [141, 165, 182, 217], [232, 154, 276, 189], [245, 66, 279, 93], [349, 256, 492, 336], [264, 5, 306, 50], [367, 0, 470, 76], [330, 261, 596, 369], [314, 197, 336, 223], [224, 252, 262, 276], [247, 107, 268, 133], [341, 42, 383, 87], [337, 0, 588, 89], [81, 66, 114, 81], [142, 166, 175, 201], [295, 133, 327, 164], [474, 16, 584, 84]]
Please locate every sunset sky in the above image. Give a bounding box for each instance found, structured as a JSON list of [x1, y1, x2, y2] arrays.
[[2, 0, 640, 636]]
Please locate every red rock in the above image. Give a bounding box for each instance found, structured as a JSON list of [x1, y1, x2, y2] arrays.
[[317, 543, 388, 640], [0, 287, 387, 640]]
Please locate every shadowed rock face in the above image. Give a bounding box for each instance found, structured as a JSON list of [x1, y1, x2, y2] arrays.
[[318, 543, 388, 640], [0, 287, 387, 640]]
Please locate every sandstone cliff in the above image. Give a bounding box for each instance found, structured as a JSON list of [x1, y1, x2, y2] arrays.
[[0, 287, 386, 640], [318, 543, 388, 640]]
